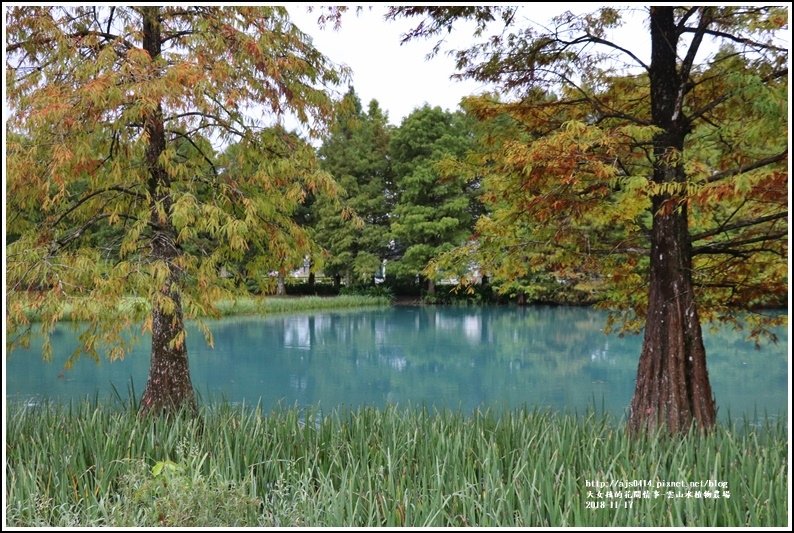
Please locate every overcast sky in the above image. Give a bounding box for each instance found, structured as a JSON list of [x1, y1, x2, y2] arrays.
[[285, 5, 651, 127], [287, 5, 792, 132], [285, 5, 523, 126]]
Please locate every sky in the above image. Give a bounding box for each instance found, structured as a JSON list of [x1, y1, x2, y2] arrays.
[[286, 5, 497, 126], [286, 5, 791, 131], [285, 5, 652, 127]]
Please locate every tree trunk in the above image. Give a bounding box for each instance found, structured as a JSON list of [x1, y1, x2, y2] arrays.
[[277, 271, 286, 295], [628, 199, 716, 433], [426, 278, 435, 296], [140, 280, 196, 414], [627, 7, 715, 433], [139, 6, 196, 415]]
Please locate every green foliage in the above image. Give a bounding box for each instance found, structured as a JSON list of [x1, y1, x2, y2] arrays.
[[214, 127, 339, 295], [389, 106, 480, 283], [284, 281, 340, 297], [6, 403, 788, 527], [339, 283, 394, 300], [109, 440, 263, 527], [212, 295, 391, 315], [420, 281, 497, 306], [16, 294, 389, 322], [311, 88, 394, 284]]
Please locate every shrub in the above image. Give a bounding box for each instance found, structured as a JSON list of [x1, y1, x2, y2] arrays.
[[106, 439, 264, 527], [285, 281, 339, 296], [340, 283, 394, 299]]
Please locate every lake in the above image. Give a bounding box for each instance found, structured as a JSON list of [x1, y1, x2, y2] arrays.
[[5, 306, 788, 421]]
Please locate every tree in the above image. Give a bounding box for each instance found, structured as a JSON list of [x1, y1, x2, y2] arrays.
[[389, 105, 479, 294], [217, 126, 335, 296], [6, 6, 345, 414], [390, 6, 788, 432], [312, 87, 394, 286]]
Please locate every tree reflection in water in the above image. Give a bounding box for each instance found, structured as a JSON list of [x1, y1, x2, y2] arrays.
[[7, 307, 787, 423]]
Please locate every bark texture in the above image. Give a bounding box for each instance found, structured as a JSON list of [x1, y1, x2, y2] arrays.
[[138, 6, 197, 415], [627, 7, 716, 433]]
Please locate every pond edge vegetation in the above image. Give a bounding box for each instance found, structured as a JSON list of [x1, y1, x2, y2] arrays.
[[17, 294, 393, 323], [6, 402, 788, 527]]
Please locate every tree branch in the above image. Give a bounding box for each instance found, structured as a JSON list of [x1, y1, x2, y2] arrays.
[[106, 6, 116, 36], [693, 246, 783, 258], [552, 70, 652, 126], [166, 129, 218, 175], [6, 30, 135, 54], [161, 30, 197, 44], [691, 211, 788, 242], [51, 186, 146, 228], [688, 68, 787, 121], [164, 111, 246, 137], [692, 230, 787, 255], [679, 7, 711, 84], [676, 7, 699, 31], [681, 26, 788, 53], [704, 150, 787, 185], [573, 33, 650, 72]]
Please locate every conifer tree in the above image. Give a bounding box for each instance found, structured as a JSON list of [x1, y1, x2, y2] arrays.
[[391, 6, 788, 432], [6, 6, 346, 413], [312, 88, 394, 286], [389, 105, 479, 294]]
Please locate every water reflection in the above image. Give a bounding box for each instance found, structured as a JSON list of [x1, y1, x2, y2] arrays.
[[5, 306, 788, 421], [284, 316, 311, 350]]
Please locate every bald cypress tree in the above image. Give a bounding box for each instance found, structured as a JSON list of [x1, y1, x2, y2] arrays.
[[390, 6, 787, 432], [6, 6, 345, 413]]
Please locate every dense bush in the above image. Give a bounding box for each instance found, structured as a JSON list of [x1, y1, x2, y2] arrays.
[[284, 281, 339, 296], [340, 283, 394, 299]]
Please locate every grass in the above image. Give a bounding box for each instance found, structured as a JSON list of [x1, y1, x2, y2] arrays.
[[19, 294, 391, 322], [5, 403, 788, 527], [211, 295, 391, 316]]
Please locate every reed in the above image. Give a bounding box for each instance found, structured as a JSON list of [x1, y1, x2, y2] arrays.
[[5, 403, 787, 527], [213, 295, 391, 316], [20, 294, 391, 322]]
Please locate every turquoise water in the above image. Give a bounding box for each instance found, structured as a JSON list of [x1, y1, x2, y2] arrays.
[[5, 306, 788, 421]]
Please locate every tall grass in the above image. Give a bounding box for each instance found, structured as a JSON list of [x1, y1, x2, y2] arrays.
[[5, 403, 787, 527], [20, 294, 391, 322], [212, 295, 391, 316]]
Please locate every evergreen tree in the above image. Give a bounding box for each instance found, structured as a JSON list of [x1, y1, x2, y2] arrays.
[[312, 88, 394, 285], [389, 106, 479, 294]]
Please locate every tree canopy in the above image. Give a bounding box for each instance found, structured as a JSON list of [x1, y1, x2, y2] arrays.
[[391, 5, 788, 432], [389, 105, 480, 293], [311, 88, 394, 285], [6, 6, 347, 412]]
